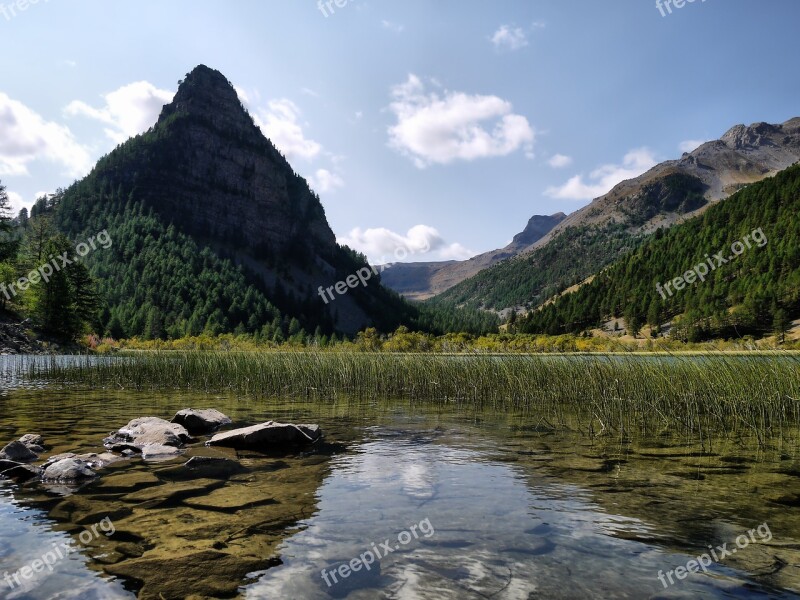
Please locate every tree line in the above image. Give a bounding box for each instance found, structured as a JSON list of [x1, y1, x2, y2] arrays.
[[518, 165, 800, 342]]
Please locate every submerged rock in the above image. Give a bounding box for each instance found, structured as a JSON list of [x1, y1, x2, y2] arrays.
[[171, 409, 232, 435], [0, 459, 41, 482], [104, 550, 278, 599], [0, 440, 39, 463], [43, 458, 98, 483], [157, 456, 249, 481], [104, 417, 191, 451], [207, 421, 322, 452]]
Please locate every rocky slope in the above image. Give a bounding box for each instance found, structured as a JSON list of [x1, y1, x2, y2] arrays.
[[381, 213, 566, 300], [0, 314, 47, 355], [536, 118, 800, 248]]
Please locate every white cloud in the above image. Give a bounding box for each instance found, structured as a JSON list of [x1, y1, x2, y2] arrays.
[[490, 25, 528, 51], [546, 148, 658, 201], [382, 19, 404, 33], [64, 81, 174, 145], [308, 168, 344, 194], [679, 139, 707, 154], [6, 191, 24, 213], [338, 224, 475, 263], [0, 93, 93, 178], [548, 153, 573, 168], [6, 190, 51, 213], [387, 75, 534, 168], [234, 86, 253, 105], [252, 98, 322, 162], [438, 242, 476, 261]]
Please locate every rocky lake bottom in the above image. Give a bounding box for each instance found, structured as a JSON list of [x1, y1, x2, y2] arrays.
[[1, 358, 800, 599]]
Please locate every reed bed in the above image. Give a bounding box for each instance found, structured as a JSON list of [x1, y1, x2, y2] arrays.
[[22, 352, 800, 441]]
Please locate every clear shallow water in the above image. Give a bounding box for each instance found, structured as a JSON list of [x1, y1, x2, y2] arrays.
[[1, 358, 799, 599]]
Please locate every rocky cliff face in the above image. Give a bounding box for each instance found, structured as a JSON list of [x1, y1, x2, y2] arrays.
[[134, 65, 335, 259]]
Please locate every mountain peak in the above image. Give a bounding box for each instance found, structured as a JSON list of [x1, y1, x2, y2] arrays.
[[158, 65, 254, 132], [511, 213, 568, 248]]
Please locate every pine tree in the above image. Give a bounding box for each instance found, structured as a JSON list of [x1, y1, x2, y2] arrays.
[[0, 180, 11, 231], [774, 308, 790, 344]]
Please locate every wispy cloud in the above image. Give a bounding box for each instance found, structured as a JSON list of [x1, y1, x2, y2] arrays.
[[679, 139, 707, 154], [0, 93, 93, 178], [65, 81, 174, 145], [253, 98, 322, 161], [338, 224, 475, 263], [490, 25, 528, 52], [546, 148, 658, 201], [548, 153, 573, 168], [381, 19, 404, 33], [309, 168, 344, 194]]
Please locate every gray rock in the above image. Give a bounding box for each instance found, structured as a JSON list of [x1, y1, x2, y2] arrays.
[[171, 409, 232, 435], [0, 440, 39, 463], [104, 417, 190, 450], [18, 434, 44, 445], [43, 458, 97, 482], [141, 445, 183, 461], [0, 459, 41, 482], [18, 434, 45, 453], [207, 421, 322, 451], [42, 452, 78, 467], [43, 452, 123, 470]]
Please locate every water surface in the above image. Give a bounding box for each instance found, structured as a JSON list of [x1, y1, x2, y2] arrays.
[[1, 357, 799, 599]]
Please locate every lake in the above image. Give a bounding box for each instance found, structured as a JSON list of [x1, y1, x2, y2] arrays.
[[1, 356, 799, 599]]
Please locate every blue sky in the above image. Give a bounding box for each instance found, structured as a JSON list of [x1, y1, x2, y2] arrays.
[[1, 0, 798, 262]]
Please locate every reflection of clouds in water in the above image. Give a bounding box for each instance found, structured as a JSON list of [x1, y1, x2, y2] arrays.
[[0, 502, 132, 600], [245, 431, 755, 600], [244, 436, 558, 599], [386, 553, 537, 600], [402, 462, 436, 500]]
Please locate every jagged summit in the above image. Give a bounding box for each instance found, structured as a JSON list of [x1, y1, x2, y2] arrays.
[[158, 65, 258, 136], [511, 213, 568, 248]]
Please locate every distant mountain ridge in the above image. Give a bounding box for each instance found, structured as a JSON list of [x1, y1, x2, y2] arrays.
[[535, 118, 800, 248], [427, 117, 800, 313], [381, 213, 566, 300]]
